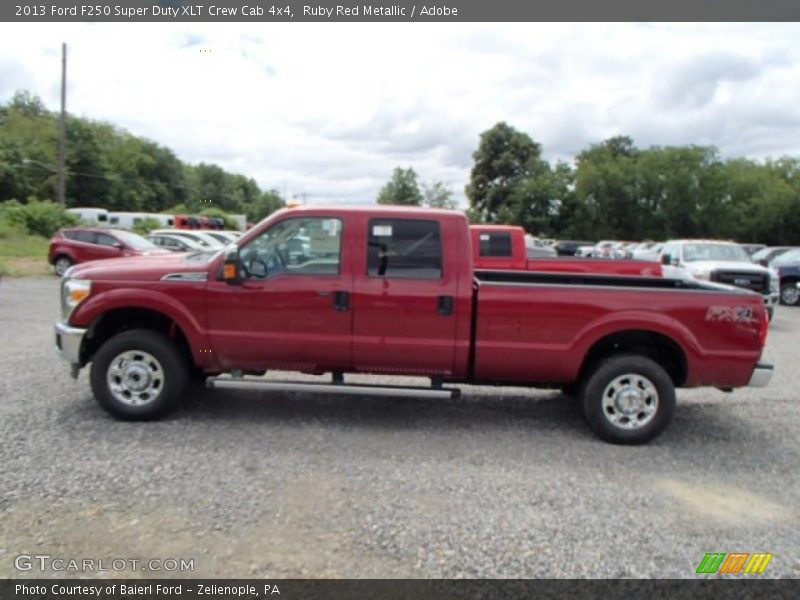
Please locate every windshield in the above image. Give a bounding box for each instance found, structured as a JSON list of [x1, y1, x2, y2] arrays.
[[113, 230, 157, 250], [682, 243, 750, 263], [771, 249, 800, 266]]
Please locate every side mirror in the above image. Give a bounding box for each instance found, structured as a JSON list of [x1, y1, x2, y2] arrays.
[[660, 254, 670, 265], [112, 242, 124, 250], [671, 256, 680, 267], [221, 246, 242, 284]]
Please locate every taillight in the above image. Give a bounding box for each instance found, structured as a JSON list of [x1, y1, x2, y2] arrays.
[[758, 309, 769, 347]]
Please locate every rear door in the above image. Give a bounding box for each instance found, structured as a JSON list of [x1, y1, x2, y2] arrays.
[[206, 214, 353, 373], [351, 216, 459, 376]]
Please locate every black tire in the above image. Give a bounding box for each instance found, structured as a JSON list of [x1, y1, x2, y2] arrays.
[[90, 329, 188, 420], [580, 354, 676, 445], [780, 282, 799, 306], [54, 255, 73, 276]]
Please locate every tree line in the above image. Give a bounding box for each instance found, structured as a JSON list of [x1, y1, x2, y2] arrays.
[[0, 91, 284, 223], [4, 90, 798, 245], [463, 122, 800, 244]]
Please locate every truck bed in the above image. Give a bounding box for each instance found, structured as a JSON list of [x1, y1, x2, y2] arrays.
[[471, 269, 766, 388]]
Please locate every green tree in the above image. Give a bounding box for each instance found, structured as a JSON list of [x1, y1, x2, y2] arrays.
[[509, 161, 575, 237], [465, 122, 547, 222], [574, 136, 642, 240], [422, 180, 456, 209], [377, 167, 423, 205]]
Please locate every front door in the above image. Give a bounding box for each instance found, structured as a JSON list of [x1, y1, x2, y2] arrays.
[[206, 215, 352, 373]]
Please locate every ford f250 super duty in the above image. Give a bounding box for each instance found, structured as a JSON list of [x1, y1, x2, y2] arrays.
[[55, 206, 773, 444]]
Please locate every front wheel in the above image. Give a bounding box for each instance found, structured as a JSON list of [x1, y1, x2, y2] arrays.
[[580, 354, 676, 444], [780, 282, 799, 306], [90, 329, 188, 420]]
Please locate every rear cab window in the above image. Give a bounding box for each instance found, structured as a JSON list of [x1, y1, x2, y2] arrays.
[[478, 232, 512, 257], [367, 218, 443, 279]]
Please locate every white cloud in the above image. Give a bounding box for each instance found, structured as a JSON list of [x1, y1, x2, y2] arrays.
[[1, 22, 799, 207]]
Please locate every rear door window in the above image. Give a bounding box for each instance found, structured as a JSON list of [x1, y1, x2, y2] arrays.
[[367, 219, 442, 279]]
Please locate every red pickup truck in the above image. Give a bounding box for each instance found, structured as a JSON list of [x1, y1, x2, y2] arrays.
[[55, 206, 772, 444], [471, 225, 663, 277]]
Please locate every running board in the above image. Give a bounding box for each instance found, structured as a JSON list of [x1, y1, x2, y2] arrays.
[[206, 377, 461, 399]]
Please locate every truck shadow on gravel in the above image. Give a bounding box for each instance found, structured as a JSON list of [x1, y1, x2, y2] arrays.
[[171, 386, 593, 437], [64, 386, 760, 448]]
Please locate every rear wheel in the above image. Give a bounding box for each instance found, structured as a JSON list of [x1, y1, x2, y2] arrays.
[[54, 255, 73, 276], [90, 329, 188, 420], [780, 282, 799, 306], [580, 354, 675, 444]]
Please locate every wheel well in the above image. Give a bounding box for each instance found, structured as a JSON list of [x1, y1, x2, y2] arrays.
[[780, 276, 799, 285], [83, 308, 191, 365], [578, 330, 687, 386]]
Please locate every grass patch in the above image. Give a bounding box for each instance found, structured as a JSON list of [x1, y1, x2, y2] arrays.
[[0, 230, 51, 277]]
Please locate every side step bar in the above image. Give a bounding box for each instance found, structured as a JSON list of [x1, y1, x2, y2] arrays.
[[206, 377, 461, 400]]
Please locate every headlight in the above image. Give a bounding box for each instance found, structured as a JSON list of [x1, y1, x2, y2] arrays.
[[61, 278, 92, 321]]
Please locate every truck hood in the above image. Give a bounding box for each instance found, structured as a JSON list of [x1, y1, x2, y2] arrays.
[[67, 251, 217, 282]]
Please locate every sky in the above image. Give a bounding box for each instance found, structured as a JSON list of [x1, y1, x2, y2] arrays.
[[1, 22, 799, 207]]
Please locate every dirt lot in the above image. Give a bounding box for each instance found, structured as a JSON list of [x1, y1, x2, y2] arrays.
[[0, 277, 798, 578]]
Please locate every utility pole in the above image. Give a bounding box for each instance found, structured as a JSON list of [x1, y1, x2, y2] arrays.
[[57, 42, 67, 206]]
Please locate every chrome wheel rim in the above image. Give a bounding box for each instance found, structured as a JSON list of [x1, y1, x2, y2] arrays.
[[601, 373, 659, 430], [55, 258, 71, 276], [106, 350, 164, 406], [781, 286, 799, 305]]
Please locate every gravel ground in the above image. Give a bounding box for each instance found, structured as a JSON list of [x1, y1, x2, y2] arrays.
[[0, 277, 798, 578]]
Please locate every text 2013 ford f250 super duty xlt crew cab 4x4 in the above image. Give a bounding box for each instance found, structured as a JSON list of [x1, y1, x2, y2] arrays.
[[55, 206, 773, 444]]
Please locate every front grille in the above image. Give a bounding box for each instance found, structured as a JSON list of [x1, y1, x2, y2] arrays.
[[711, 270, 768, 294]]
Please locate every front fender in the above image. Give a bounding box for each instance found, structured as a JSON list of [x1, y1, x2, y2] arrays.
[[69, 287, 212, 364]]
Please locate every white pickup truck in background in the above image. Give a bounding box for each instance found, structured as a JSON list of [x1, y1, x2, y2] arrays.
[[659, 239, 780, 320]]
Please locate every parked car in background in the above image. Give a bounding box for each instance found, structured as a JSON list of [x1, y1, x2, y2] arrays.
[[48, 227, 169, 276], [769, 248, 800, 306], [147, 233, 207, 253], [149, 229, 225, 250], [553, 240, 594, 256], [524, 234, 558, 258], [108, 212, 175, 229], [752, 246, 798, 267], [633, 242, 664, 262], [204, 230, 242, 245], [660, 240, 779, 319], [574, 245, 596, 257], [471, 226, 662, 277], [740, 243, 767, 257]]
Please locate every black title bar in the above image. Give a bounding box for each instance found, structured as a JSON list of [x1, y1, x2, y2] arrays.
[[5, 0, 800, 22]]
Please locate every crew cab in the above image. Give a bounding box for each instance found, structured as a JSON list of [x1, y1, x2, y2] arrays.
[[471, 225, 663, 277], [659, 240, 779, 320], [55, 207, 772, 444]]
